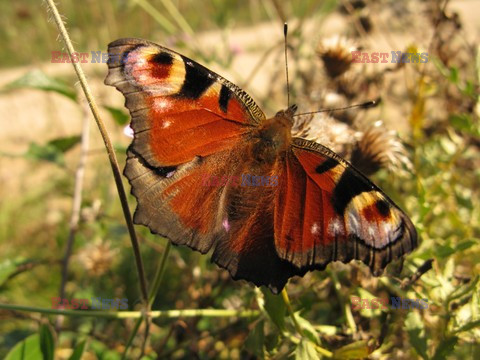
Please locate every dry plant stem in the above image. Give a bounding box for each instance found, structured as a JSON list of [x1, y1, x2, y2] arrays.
[[0, 303, 260, 319], [44, 0, 149, 304], [56, 98, 90, 332], [340, 0, 370, 41]]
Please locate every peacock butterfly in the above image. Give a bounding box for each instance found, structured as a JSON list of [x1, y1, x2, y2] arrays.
[[105, 38, 417, 294]]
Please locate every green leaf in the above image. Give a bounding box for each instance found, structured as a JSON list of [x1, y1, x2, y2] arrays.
[[69, 340, 86, 360], [39, 324, 55, 360], [436, 244, 455, 258], [295, 338, 319, 360], [1, 69, 76, 101], [456, 239, 477, 252], [432, 336, 458, 360], [24, 136, 80, 166], [245, 320, 265, 358], [454, 319, 480, 334], [405, 311, 428, 359], [333, 340, 370, 359], [48, 135, 81, 153], [261, 287, 286, 331], [448, 66, 459, 84], [295, 313, 320, 344], [0, 257, 27, 286], [450, 114, 480, 137], [25, 143, 65, 166], [104, 106, 130, 126], [5, 334, 42, 360]]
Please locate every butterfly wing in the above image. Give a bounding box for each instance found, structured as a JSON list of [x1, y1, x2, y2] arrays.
[[273, 137, 417, 276], [105, 38, 266, 253]]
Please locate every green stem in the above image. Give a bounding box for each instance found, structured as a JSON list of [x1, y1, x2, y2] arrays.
[[0, 303, 259, 319], [148, 241, 172, 307], [122, 317, 143, 360], [330, 270, 357, 333], [44, 0, 149, 304], [287, 335, 333, 358], [123, 240, 172, 359], [281, 289, 333, 358], [281, 288, 303, 336]]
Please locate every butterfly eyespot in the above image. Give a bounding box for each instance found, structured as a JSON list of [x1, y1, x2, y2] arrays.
[[375, 199, 391, 217], [151, 52, 174, 65]]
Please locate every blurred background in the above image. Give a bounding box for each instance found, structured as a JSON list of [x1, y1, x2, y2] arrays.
[[0, 0, 478, 359]]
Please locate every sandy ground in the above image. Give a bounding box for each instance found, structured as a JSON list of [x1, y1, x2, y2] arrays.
[[0, 2, 478, 202]]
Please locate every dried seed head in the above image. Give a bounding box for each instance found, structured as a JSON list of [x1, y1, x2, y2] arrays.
[[350, 120, 413, 176], [317, 36, 357, 78], [292, 113, 355, 156], [76, 239, 118, 276]]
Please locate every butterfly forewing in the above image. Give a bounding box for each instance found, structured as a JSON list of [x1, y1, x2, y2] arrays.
[[105, 38, 265, 167], [105, 38, 265, 257]]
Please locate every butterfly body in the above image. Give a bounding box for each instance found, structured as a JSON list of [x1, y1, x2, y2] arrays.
[[105, 38, 417, 294], [250, 105, 295, 164]]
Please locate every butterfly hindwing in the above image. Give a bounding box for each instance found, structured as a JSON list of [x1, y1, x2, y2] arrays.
[[272, 137, 417, 275]]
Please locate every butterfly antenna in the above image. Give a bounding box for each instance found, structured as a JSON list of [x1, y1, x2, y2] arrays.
[[284, 22, 290, 107], [293, 99, 380, 117]]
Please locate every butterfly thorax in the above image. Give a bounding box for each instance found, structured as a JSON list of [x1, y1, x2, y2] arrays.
[[251, 105, 296, 164]]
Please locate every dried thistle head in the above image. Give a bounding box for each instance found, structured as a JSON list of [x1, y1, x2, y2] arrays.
[[293, 113, 356, 157], [334, 71, 365, 100], [317, 36, 357, 78], [350, 120, 413, 176], [76, 238, 118, 276]]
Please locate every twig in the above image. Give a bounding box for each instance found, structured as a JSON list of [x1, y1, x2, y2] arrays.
[[400, 259, 434, 290], [56, 97, 90, 332]]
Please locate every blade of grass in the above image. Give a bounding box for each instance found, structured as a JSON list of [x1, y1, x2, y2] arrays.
[[56, 98, 90, 332], [131, 0, 176, 34], [159, 0, 194, 36]]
